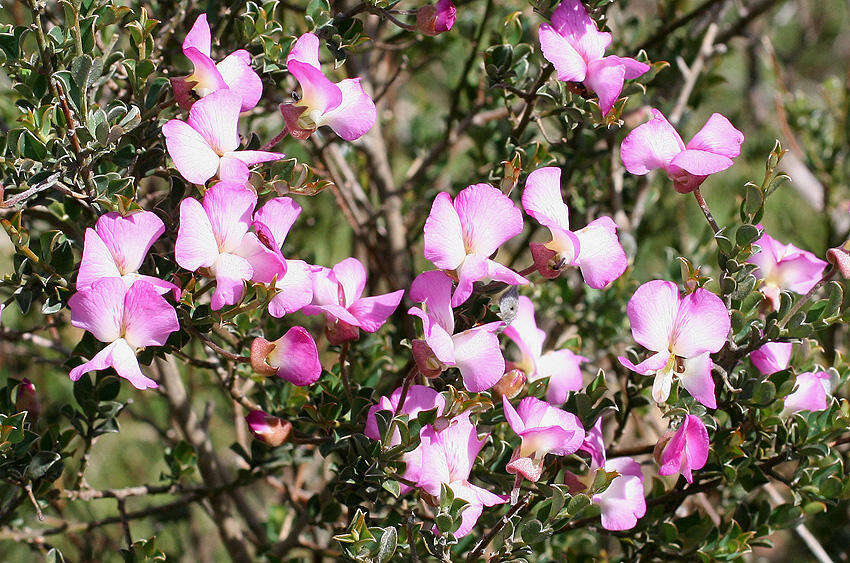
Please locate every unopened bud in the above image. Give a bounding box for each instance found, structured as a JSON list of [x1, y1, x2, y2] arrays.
[[416, 0, 456, 36], [15, 379, 40, 421], [491, 368, 526, 399], [827, 244, 850, 279], [325, 318, 360, 345], [412, 339, 444, 378], [246, 410, 292, 447]]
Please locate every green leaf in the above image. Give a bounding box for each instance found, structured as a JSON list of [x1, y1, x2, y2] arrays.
[[376, 527, 397, 563]]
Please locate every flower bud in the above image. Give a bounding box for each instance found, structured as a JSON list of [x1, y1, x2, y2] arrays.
[[491, 368, 526, 399], [416, 0, 456, 36], [827, 243, 850, 279], [325, 318, 360, 345], [412, 339, 444, 378], [15, 379, 40, 421], [246, 410, 292, 447]]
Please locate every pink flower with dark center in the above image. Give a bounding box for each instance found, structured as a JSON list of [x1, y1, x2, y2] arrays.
[[424, 183, 527, 307], [77, 210, 179, 297], [303, 257, 404, 345], [175, 182, 286, 310], [523, 166, 628, 287], [69, 279, 179, 390], [252, 197, 319, 317], [538, 0, 649, 115], [504, 295, 586, 404], [408, 270, 505, 392], [618, 280, 730, 408], [750, 341, 793, 375], [747, 232, 827, 311], [245, 410, 292, 447], [417, 0, 456, 35], [403, 412, 507, 538], [657, 414, 709, 484], [784, 371, 831, 413], [163, 90, 284, 185], [620, 109, 744, 193], [281, 33, 377, 141], [502, 395, 585, 482], [250, 327, 322, 386], [171, 14, 262, 112]]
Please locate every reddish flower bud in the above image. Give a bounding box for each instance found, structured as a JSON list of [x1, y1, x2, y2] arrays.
[[416, 0, 456, 36], [827, 244, 850, 279], [246, 410, 292, 447], [15, 379, 40, 421], [325, 318, 360, 345], [491, 368, 526, 399]]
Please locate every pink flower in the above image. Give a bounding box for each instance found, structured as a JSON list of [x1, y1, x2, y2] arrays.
[[747, 232, 827, 311], [620, 109, 744, 193], [303, 257, 404, 345], [657, 414, 709, 483], [252, 197, 318, 317], [171, 14, 262, 112], [245, 410, 292, 446], [417, 0, 456, 35], [424, 183, 527, 307], [504, 295, 586, 404], [523, 166, 627, 288], [408, 270, 505, 392], [784, 371, 831, 413], [77, 210, 178, 297], [365, 385, 446, 446], [15, 378, 40, 420], [69, 279, 179, 390], [538, 0, 649, 115], [750, 341, 793, 375], [175, 182, 285, 310], [618, 280, 730, 407], [281, 33, 377, 141], [163, 90, 284, 185], [593, 457, 646, 531], [403, 412, 507, 538], [579, 417, 606, 469], [502, 395, 585, 482], [249, 327, 322, 386]]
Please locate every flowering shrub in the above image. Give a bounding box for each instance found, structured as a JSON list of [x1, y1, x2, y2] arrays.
[[1, 0, 849, 560]]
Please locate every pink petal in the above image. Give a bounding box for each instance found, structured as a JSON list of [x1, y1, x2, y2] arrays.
[[366, 385, 445, 442], [162, 119, 220, 184], [452, 323, 505, 392], [217, 155, 251, 183], [620, 108, 685, 175], [574, 216, 627, 288], [593, 457, 645, 531], [203, 182, 257, 253], [618, 350, 670, 375], [750, 341, 793, 375], [183, 13, 211, 57], [485, 259, 529, 288], [669, 149, 734, 176], [184, 47, 227, 95], [670, 288, 730, 358], [132, 275, 181, 299], [626, 280, 681, 353], [175, 197, 219, 271], [235, 232, 286, 284], [518, 419, 584, 456], [229, 49, 252, 66], [775, 252, 828, 294], [267, 326, 322, 386], [538, 23, 587, 82], [93, 211, 165, 276], [349, 290, 404, 332], [332, 257, 367, 306], [70, 339, 159, 390], [537, 349, 586, 404], [77, 228, 121, 290], [659, 415, 708, 483], [286, 32, 322, 69], [187, 89, 241, 154], [550, 0, 612, 62], [454, 183, 524, 257], [784, 371, 831, 413], [580, 418, 606, 469], [686, 113, 745, 158], [678, 353, 716, 409], [69, 277, 125, 343], [210, 253, 253, 310], [216, 53, 262, 112], [452, 253, 489, 307], [434, 0, 457, 33], [502, 395, 526, 434], [267, 260, 316, 317], [503, 295, 545, 361], [122, 281, 179, 348], [253, 197, 302, 248], [522, 166, 570, 230], [423, 192, 467, 271], [608, 56, 650, 80], [584, 57, 626, 116], [409, 270, 455, 334], [288, 60, 343, 115], [228, 150, 286, 167], [322, 78, 377, 141]]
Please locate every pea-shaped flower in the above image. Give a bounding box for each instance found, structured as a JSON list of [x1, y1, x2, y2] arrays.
[[747, 232, 827, 311], [784, 371, 832, 413], [657, 414, 709, 484]]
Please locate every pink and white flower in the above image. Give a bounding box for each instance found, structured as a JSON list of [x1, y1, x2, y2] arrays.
[[77, 210, 179, 297], [175, 182, 285, 310], [171, 14, 262, 112], [784, 371, 832, 413], [249, 327, 322, 386], [365, 385, 446, 446], [657, 414, 709, 484], [502, 395, 585, 482], [538, 0, 649, 115], [620, 109, 744, 194], [163, 90, 284, 185], [504, 295, 586, 404], [417, 0, 456, 36], [747, 232, 828, 311], [750, 341, 793, 375], [408, 270, 505, 392], [618, 280, 730, 408], [303, 257, 404, 345], [69, 278, 179, 390], [522, 166, 627, 288], [281, 33, 377, 141], [423, 183, 527, 307], [403, 412, 507, 538], [593, 457, 646, 531]]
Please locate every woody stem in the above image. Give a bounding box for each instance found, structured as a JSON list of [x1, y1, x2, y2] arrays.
[[692, 187, 720, 234]]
